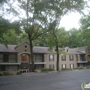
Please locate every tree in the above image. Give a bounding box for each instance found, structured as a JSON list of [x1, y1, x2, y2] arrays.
[[79, 14, 90, 46], [67, 28, 83, 47], [0, 17, 11, 44], [43, 0, 86, 71], [3, 30, 28, 45], [0, 16, 21, 44], [47, 28, 69, 71]]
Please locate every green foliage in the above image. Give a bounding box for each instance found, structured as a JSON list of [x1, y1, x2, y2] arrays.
[[0, 17, 23, 45], [61, 68, 70, 71], [68, 14, 90, 48], [59, 50, 67, 55], [48, 68, 54, 71], [41, 68, 54, 72], [67, 28, 82, 47], [16, 71, 22, 75], [73, 67, 84, 70], [0, 72, 12, 76], [47, 28, 69, 48], [0, 73, 4, 76], [0, 0, 86, 71], [3, 72, 11, 75], [3, 30, 28, 45]]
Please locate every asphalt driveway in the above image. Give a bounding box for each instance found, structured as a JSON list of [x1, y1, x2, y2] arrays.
[[0, 69, 90, 90]]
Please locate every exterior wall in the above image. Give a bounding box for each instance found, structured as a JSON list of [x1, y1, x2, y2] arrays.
[[0, 65, 19, 71], [15, 42, 30, 63], [59, 54, 77, 70], [0, 41, 89, 72], [44, 54, 77, 71], [6, 66, 19, 71], [44, 54, 57, 70], [77, 54, 80, 61], [0, 53, 17, 63]]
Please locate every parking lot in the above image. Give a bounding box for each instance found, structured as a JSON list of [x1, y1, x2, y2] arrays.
[[0, 70, 90, 90]]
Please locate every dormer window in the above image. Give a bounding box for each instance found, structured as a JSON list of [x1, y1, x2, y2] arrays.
[[65, 47, 69, 52]]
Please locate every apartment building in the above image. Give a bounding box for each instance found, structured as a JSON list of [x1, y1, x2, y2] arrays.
[[0, 41, 90, 72]]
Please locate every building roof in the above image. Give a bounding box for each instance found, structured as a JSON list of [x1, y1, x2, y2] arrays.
[[0, 43, 88, 54], [68, 46, 88, 54], [33, 46, 54, 53], [0, 44, 17, 53], [0, 44, 53, 54]]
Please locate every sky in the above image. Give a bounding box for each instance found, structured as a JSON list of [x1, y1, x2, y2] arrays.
[[2, 0, 90, 31], [59, 12, 82, 31]]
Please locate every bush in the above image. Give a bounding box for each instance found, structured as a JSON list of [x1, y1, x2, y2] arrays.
[[74, 67, 84, 70], [48, 68, 54, 71], [61, 68, 70, 71], [41, 68, 48, 72], [3, 72, 10, 76], [0, 73, 4, 76], [41, 68, 54, 72], [16, 71, 22, 75]]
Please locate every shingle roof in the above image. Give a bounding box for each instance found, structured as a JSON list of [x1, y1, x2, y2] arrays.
[[0, 44, 17, 52], [33, 46, 53, 53], [0, 44, 53, 53], [0, 43, 88, 54], [68, 46, 88, 54]]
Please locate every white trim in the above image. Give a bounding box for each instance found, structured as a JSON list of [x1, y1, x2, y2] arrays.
[[15, 41, 29, 49], [0, 63, 20, 65], [18, 52, 30, 55], [77, 61, 88, 63], [30, 62, 46, 64]]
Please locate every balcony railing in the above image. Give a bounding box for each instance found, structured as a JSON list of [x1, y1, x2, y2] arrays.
[[30, 62, 46, 64], [0, 63, 20, 65], [77, 61, 88, 63]]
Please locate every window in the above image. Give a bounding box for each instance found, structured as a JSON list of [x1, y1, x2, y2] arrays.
[[0, 54, 3, 58], [49, 55, 54, 61], [25, 45, 27, 48], [21, 54, 29, 61], [62, 64, 66, 68], [69, 55, 74, 61], [70, 64, 74, 69], [34, 54, 43, 62], [9, 54, 17, 63], [49, 64, 54, 69], [3, 54, 9, 62], [0, 54, 3, 62], [9, 55, 16, 58], [61, 55, 66, 61]]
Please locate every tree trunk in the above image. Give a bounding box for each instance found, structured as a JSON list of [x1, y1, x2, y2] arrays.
[[56, 45, 59, 71], [28, 33, 34, 72]]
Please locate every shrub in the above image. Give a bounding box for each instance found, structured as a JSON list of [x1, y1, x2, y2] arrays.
[[16, 71, 22, 75], [41, 68, 54, 72], [74, 67, 83, 69], [41, 68, 48, 72], [79, 67, 83, 69], [0, 73, 4, 76], [48, 68, 54, 71], [61, 68, 70, 71], [3, 72, 10, 76]]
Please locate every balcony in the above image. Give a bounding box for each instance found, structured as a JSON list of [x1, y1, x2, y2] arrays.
[[77, 61, 88, 63], [34, 62, 46, 64], [0, 62, 20, 65]]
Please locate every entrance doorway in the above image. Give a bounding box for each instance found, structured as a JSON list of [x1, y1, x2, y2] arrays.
[[21, 54, 29, 62]]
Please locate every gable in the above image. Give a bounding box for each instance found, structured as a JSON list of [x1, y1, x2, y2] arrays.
[[86, 46, 90, 55], [15, 41, 30, 54]]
